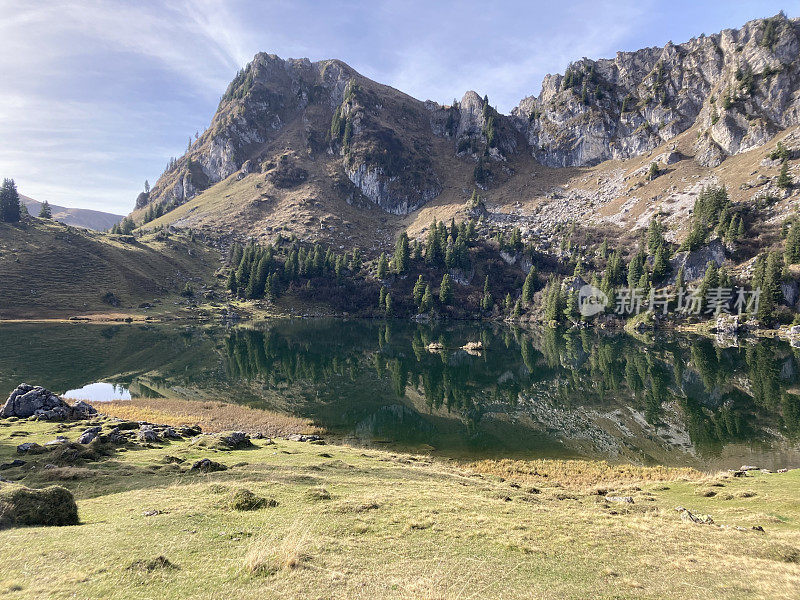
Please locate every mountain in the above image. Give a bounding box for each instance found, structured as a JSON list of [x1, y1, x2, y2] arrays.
[[134, 14, 799, 256], [21, 195, 124, 231]]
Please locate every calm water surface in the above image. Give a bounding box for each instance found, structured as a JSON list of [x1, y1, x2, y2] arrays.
[[1, 320, 799, 470]]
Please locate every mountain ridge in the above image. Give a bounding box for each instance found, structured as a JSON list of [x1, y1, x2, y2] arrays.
[[21, 195, 123, 231], [133, 13, 800, 257]]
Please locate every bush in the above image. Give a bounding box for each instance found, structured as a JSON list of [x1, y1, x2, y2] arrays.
[[0, 484, 79, 528]]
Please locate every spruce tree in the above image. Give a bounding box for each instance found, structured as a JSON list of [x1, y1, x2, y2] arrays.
[[393, 232, 410, 273], [522, 266, 537, 304], [379, 286, 387, 309], [652, 245, 669, 282], [384, 292, 393, 317], [38, 201, 52, 219], [0, 179, 21, 223], [481, 275, 493, 311], [439, 273, 453, 304], [377, 252, 388, 279], [777, 161, 793, 189], [413, 275, 426, 306], [786, 220, 800, 264], [420, 284, 433, 312]]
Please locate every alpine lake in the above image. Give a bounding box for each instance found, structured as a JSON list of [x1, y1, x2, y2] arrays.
[[2, 319, 799, 471]]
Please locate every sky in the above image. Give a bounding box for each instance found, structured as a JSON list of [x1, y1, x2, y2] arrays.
[[0, 1, 793, 214]]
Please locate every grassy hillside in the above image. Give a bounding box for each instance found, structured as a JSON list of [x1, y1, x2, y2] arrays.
[[0, 218, 220, 319], [20, 195, 123, 231], [0, 417, 798, 599]]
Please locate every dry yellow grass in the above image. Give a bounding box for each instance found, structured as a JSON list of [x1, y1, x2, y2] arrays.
[[467, 458, 702, 488], [100, 398, 321, 437], [244, 519, 313, 576]]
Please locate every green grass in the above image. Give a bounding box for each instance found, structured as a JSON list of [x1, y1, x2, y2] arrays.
[[0, 417, 798, 599], [0, 219, 219, 319]]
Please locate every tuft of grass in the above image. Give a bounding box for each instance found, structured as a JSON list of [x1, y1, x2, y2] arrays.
[[126, 556, 178, 572], [244, 522, 311, 576], [223, 489, 277, 511], [305, 486, 331, 501], [0, 483, 79, 528]]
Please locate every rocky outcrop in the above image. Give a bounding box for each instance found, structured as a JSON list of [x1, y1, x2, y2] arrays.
[[1, 384, 97, 421], [512, 14, 800, 167], [669, 239, 726, 282]]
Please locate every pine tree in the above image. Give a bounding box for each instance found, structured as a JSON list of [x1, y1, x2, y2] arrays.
[[377, 252, 388, 279], [481, 275, 493, 312], [379, 286, 387, 310], [505, 292, 513, 312], [38, 201, 52, 219], [543, 279, 564, 323], [227, 269, 237, 294], [439, 273, 453, 304], [522, 266, 537, 304], [652, 245, 669, 282], [513, 300, 522, 317], [627, 251, 645, 288], [786, 220, 800, 264], [413, 275, 426, 306], [384, 292, 393, 317], [647, 162, 660, 181], [420, 284, 433, 312], [0, 179, 21, 223], [778, 161, 793, 189], [393, 232, 410, 273]]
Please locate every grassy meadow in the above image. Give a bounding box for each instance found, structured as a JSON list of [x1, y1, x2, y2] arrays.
[[0, 416, 798, 599]]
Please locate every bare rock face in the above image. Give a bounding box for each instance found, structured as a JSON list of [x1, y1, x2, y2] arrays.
[[1, 384, 97, 421], [139, 14, 800, 218], [512, 14, 800, 167], [669, 239, 726, 282]]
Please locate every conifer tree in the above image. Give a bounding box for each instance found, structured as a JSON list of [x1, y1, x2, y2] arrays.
[[0, 179, 21, 223], [777, 161, 792, 189], [393, 232, 410, 273], [522, 266, 537, 304], [379, 286, 387, 309], [420, 284, 433, 312], [481, 275, 493, 311], [439, 273, 453, 304], [384, 292, 393, 317], [38, 200, 52, 219], [377, 252, 388, 279], [413, 275, 426, 306]]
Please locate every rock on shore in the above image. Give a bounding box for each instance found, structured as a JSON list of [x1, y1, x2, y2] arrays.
[[1, 384, 97, 420]]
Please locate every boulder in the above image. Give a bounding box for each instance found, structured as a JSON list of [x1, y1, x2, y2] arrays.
[[286, 434, 322, 442], [190, 458, 228, 473], [1, 384, 97, 421], [219, 431, 253, 449], [0, 459, 25, 471], [77, 426, 102, 445], [0, 483, 79, 528], [137, 426, 160, 443], [16, 442, 46, 455]]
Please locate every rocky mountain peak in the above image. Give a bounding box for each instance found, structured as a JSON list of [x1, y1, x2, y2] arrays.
[[139, 13, 800, 223]]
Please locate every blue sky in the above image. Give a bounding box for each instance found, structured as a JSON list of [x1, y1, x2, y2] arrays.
[[0, 1, 792, 214]]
